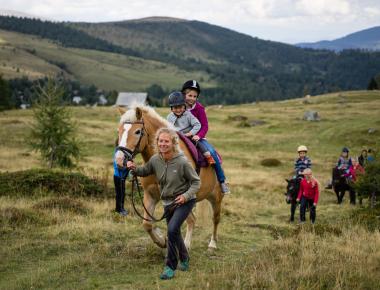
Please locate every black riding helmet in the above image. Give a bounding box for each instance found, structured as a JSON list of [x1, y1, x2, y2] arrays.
[[181, 80, 201, 95], [342, 147, 350, 153], [168, 91, 185, 107]]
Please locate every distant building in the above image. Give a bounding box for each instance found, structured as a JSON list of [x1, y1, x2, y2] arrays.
[[72, 96, 82, 104], [115, 92, 148, 107], [98, 95, 108, 105]]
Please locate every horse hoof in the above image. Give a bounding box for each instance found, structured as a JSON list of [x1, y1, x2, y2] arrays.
[[208, 240, 217, 249]]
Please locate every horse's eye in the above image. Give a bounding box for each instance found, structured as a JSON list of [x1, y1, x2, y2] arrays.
[[135, 129, 141, 135]]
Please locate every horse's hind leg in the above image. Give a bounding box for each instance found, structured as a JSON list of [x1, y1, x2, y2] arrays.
[[338, 190, 345, 204], [184, 211, 196, 250]]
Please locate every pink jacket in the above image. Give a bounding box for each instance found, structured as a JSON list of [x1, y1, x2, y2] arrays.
[[188, 102, 208, 139]]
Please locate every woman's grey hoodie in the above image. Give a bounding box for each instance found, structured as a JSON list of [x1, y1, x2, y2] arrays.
[[134, 152, 200, 205]]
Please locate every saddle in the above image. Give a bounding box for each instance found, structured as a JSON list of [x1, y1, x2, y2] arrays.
[[177, 132, 222, 168]]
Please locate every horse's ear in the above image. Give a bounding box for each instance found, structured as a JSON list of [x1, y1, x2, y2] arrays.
[[117, 106, 127, 115], [285, 179, 289, 183], [136, 107, 143, 120]]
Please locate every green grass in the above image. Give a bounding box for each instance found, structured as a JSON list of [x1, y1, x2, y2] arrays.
[[0, 90, 380, 289], [0, 29, 213, 91]]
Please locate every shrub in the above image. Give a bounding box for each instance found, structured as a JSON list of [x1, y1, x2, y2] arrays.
[[355, 160, 380, 203], [261, 158, 282, 167], [0, 169, 110, 197]]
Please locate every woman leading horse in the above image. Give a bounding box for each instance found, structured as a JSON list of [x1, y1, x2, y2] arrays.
[[115, 105, 224, 252]]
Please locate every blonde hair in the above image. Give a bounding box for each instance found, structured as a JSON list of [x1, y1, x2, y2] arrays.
[[183, 88, 199, 97], [303, 168, 319, 187], [155, 127, 180, 154]]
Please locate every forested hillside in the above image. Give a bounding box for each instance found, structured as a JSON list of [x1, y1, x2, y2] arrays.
[[1, 15, 380, 104]]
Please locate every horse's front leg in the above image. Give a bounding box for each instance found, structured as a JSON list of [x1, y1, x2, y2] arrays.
[[184, 211, 196, 250], [142, 189, 166, 248]]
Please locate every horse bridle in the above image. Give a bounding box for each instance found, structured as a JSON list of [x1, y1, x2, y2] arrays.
[[116, 120, 147, 165], [115, 119, 174, 222]]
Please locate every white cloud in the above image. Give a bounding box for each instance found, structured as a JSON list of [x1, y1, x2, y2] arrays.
[[0, 0, 379, 42]]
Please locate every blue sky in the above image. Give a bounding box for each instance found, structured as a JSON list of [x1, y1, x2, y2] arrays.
[[1, 0, 379, 43]]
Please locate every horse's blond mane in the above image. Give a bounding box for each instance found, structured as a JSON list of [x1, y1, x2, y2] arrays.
[[120, 104, 174, 129]]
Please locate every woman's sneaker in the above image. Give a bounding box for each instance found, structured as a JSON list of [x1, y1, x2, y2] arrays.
[[160, 266, 175, 280], [178, 258, 189, 271], [221, 182, 230, 194]]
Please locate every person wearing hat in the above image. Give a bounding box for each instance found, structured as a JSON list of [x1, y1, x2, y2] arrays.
[[181, 80, 230, 194], [166, 91, 215, 165], [294, 145, 312, 178], [287, 145, 312, 222]]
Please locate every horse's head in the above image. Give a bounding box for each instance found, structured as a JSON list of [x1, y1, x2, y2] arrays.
[[115, 107, 149, 168], [285, 178, 301, 201], [332, 167, 349, 187]]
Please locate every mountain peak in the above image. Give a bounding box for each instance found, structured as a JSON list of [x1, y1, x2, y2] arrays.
[[123, 16, 188, 23]]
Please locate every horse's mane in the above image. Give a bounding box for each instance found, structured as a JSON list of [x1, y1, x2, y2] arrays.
[[120, 104, 172, 128]]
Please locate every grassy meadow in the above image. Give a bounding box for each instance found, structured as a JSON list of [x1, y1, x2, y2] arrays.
[[0, 90, 380, 289]]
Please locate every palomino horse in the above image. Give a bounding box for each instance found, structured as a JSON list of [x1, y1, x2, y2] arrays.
[[115, 105, 224, 250]]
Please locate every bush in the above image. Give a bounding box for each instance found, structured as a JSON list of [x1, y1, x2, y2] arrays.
[[355, 161, 380, 201], [260, 158, 282, 167], [0, 169, 110, 197]]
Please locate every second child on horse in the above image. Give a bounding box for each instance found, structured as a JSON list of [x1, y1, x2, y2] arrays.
[[181, 80, 230, 194]]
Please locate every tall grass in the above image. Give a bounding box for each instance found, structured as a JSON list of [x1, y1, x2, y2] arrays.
[[0, 90, 379, 289]]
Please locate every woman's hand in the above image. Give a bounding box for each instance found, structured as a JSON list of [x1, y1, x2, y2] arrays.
[[126, 161, 136, 170], [192, 135, 200, 142], [175, 195, 186, 205], [184, 132, 192, 137]]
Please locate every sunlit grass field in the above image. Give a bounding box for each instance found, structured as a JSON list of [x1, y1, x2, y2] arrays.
[[0, 90, 379, 289]]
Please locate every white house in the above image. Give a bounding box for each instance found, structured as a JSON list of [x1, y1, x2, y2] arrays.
[[115, 92, 148, 107], [72, 96, 82, 104]]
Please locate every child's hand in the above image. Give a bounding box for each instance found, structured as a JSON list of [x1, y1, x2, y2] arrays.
[[296, 198, 300, 203], [184, 132, 192, 137], [192, 135, 200, 141], [126, 161, 136, 170], [313, 203, 317, 207]]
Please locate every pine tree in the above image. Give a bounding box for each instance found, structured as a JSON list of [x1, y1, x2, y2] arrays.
[[28, 79, 81, 168], [0, 74, 12, 110]]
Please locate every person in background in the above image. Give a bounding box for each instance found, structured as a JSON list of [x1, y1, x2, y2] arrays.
[[367, 148, 376, 163], [113, 148, 129, 216], [358, 149, 368, 167], [297, 168, 319, 224]]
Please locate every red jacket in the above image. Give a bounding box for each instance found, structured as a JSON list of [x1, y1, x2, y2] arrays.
[[297, 178, 320, 204], [345, 164, 365, 182]]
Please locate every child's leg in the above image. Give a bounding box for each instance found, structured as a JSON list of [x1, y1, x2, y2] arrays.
[[114, 175, 124, 212], [199, 139, 226, 183], [300, 196, 307, 222], [309, 200, 316, 223]]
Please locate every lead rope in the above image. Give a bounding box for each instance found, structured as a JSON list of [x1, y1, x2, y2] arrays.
[[130, 172, 177, 223]]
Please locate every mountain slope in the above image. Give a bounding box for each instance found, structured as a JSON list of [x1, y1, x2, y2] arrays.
[[297, 26, 380, 51], [0, 29, 211, 91], [1, 15, 380, 104]]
